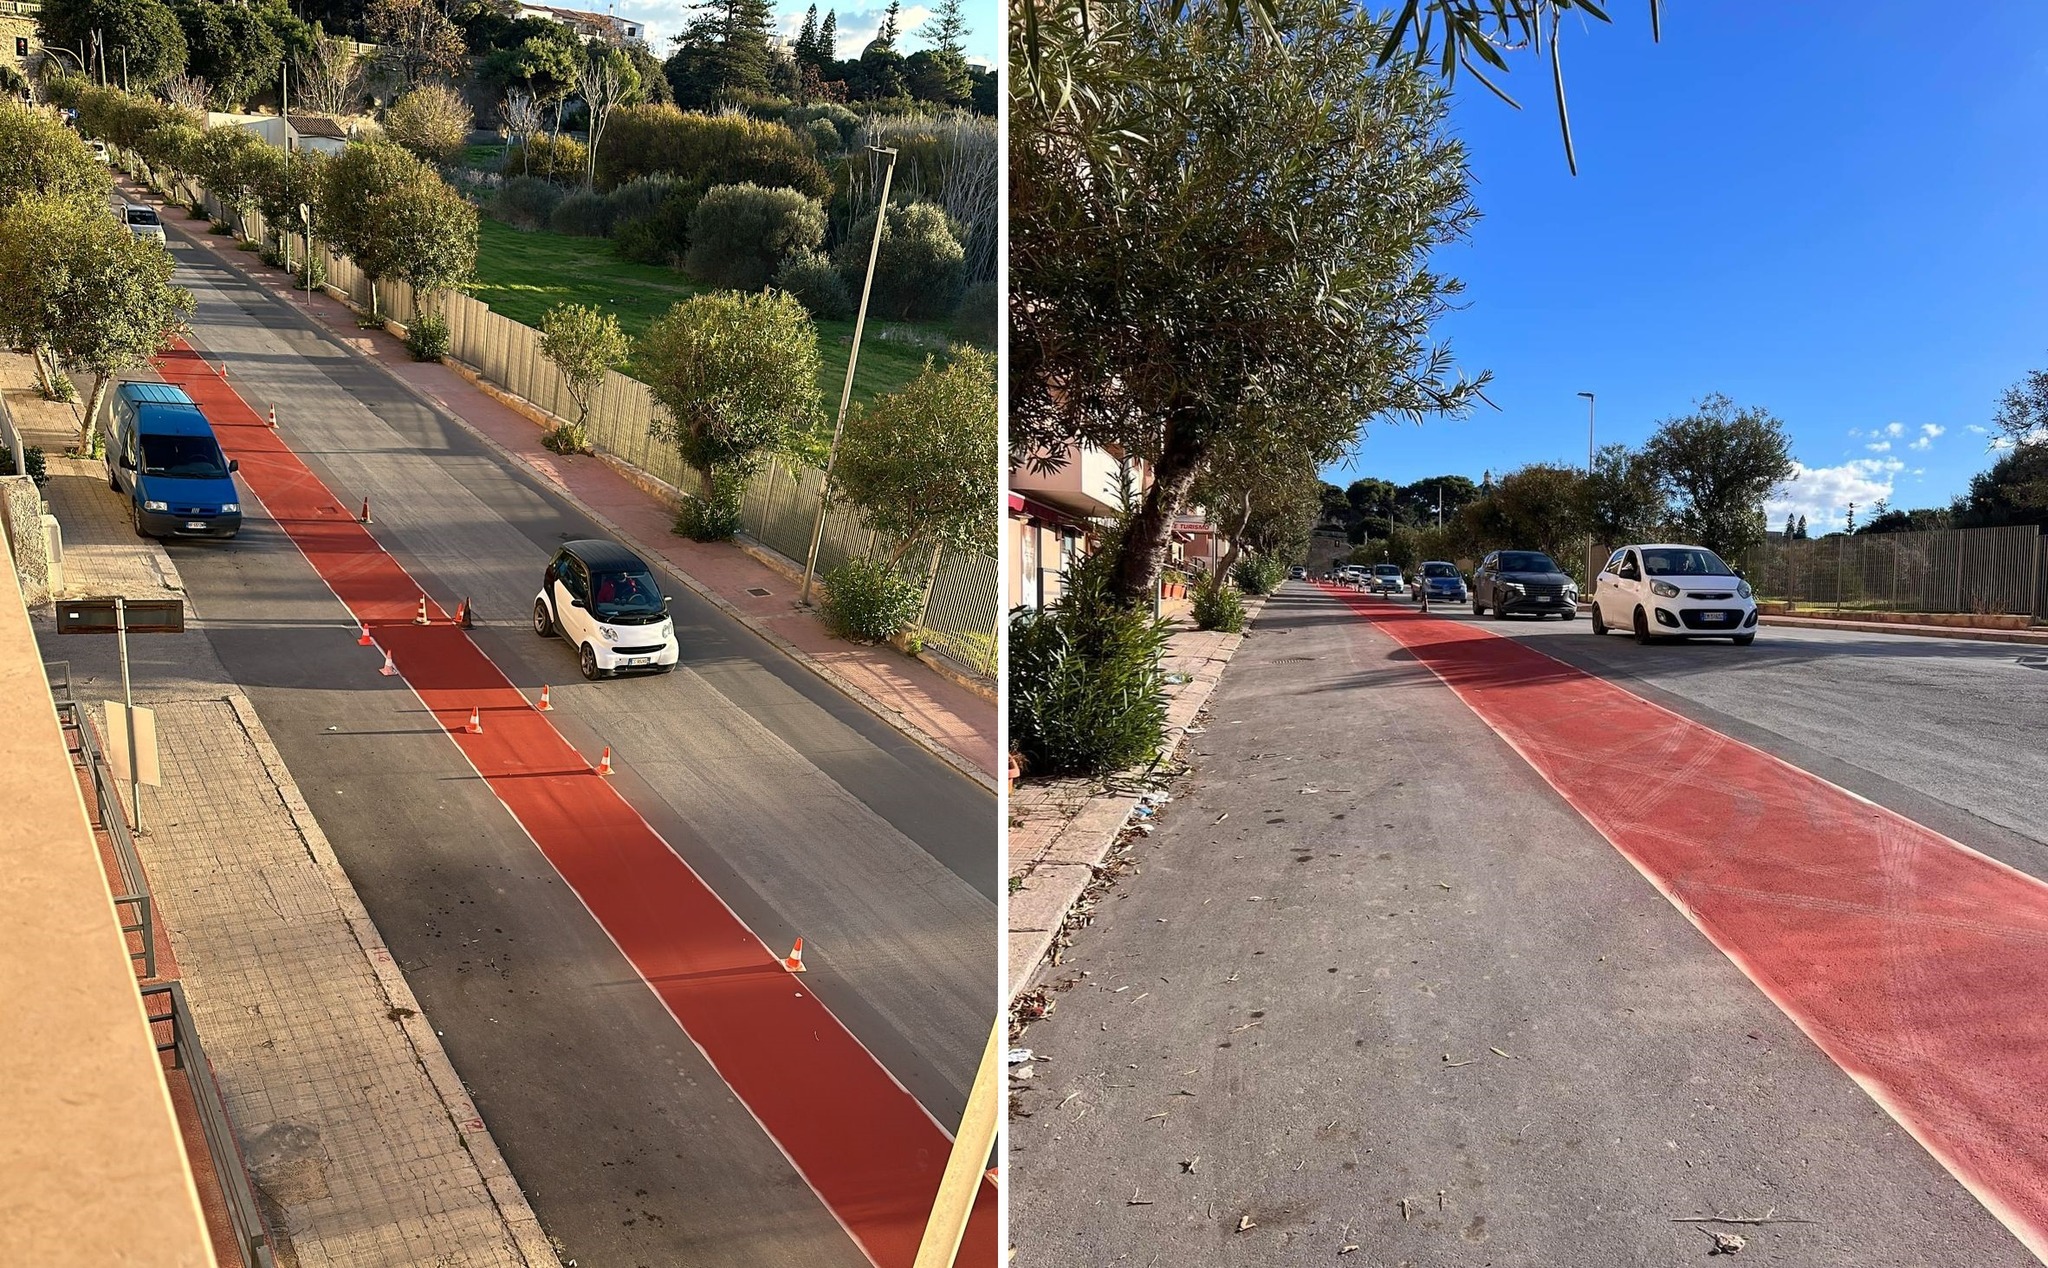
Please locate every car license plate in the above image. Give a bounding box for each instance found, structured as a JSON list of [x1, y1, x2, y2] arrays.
[[1701, 612, 1729, 622], [626, 656, 651, 666], [185, 520, 208, 530]]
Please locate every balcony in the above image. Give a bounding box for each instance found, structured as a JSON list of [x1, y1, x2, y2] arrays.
[[1010, 445, 1149, 522]]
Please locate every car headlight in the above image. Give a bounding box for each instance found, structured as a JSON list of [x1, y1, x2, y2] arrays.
[[1650, 580, 1681, 598], [1500, 581, 1524, 595], [221, 502, 239, 513], [1737, 580, 1753, 599], [598, 625, 619, 641], [143, 499, 167, 511]]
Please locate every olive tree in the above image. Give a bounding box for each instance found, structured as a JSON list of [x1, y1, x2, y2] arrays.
[[832, 346, 997, 571], [538, 302, 631, 454], [639, 291, 823, 540], [384, 83, 472, 165], [0, 101, 112, 213], [1640, 395, 1795, 558], [1013, 0, 1488, 605]]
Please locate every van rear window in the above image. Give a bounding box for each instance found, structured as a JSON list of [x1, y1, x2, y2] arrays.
[[141, 434, 229, 479], [127, 207, 160, 226]]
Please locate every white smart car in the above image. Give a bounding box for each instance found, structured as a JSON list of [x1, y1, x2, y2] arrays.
[[1590, 543, 1758, 645], [533, 539, 681, 679]]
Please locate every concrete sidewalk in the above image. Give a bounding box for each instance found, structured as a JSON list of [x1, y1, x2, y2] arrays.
[[1006, 600, 1265, 998], [101, 688, 558, 1268], [127, 181, 997, 789]]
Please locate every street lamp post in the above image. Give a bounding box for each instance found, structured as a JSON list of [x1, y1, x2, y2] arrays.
[[799, 145, 899, 606], [1577, 391, 1595, 584]]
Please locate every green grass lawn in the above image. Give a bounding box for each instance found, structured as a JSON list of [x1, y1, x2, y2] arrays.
[[466, 217, 963, 410]]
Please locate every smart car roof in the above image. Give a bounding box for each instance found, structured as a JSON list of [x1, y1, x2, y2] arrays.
[[561, 538, 647, 571]]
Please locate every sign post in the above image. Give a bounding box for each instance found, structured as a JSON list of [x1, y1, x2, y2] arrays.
[[55, 595, 182, 833]]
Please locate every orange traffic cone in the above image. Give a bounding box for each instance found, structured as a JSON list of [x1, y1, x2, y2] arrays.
[[378, 649, 398, 676], [465, 706, 482, 735], [594, 745, 614, 776], [356, 623, 374, 646], [413, 595, 430, 625], [782, 938, 807, 973], [358, 497, 372, 524], [267, 406, 277, 428], [536, 684, 553, 711], [457, 598, 474, 630]]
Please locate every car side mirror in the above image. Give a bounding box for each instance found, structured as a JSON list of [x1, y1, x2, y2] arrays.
[[119, 454, 134, 470], [227, 458, 238, 473]]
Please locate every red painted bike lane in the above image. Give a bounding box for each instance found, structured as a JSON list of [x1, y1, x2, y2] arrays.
[[158, 346, 997, 1268], [1319, 584, 2048, 1261]]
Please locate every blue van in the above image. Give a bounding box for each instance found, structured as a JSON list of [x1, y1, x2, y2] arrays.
[[106, 382, 241, 539]]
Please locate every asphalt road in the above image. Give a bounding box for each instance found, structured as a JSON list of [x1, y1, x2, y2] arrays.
[[122, 214, 994, 1267], [1008, 583, 2037, 1267]]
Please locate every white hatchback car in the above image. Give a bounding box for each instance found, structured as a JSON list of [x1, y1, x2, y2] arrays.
[[1591, 543, 1758, 644], [123, 202, 166, 244], [533, 539, 681, 679]]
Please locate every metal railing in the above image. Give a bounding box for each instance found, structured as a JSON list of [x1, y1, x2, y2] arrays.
[[54, 694, 156, 980], [141, 982, 276, 1268], [1737, 523, 2046, 620]]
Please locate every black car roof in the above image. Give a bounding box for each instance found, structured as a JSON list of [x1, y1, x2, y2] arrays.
[[560, 539, 647, 571]]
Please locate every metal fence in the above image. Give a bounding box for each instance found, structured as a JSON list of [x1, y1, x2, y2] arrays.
[[1736, 523, 2047, 619], [54, 695, 157, 980], [160, 164, 1000, 679]]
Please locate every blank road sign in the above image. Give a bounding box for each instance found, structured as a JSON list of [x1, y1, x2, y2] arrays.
[[103, 702, 161, 787], [55, 597, 185, 635]]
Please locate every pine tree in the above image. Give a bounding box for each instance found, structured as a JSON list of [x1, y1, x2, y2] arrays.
[[878, 0, 901, 47], [795, 5, 819, 63], [819, 9, 838, 60], [919, 0, 968, 56], [1783, 512, 1795, 538], [672, 0, 779, 106], [1795, 513, 1808, 539]]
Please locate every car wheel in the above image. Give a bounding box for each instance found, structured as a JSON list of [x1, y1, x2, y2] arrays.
[[1633, 607, 1653, 645], [533, 598, 554, 638], [1559, 608, 1575, 621], [1472, 597, 1484, 616], [579, 643, 602, 681], [1490, 602, 1506, 620], [108, 466, 120, 491], [1590, 603, 1608, 636], [131, 502, 151, 539], [1733, 632, 1756, 646]]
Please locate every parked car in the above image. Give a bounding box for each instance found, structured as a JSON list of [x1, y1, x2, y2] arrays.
[[90, 139, 110, 164], [534, 539, 681, 679], [105, 382, 241, 539], [123, 202, 165, 244], [1591, 543, 1758, 644], [1370, 564, 1405, 594], [1409, 560, 1468, 604], [1288, 565, 1307, 580], [1471, 550, 1577, 619]]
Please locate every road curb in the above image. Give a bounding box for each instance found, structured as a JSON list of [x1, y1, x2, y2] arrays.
[[225, 693, 562, 1268], [136, 197, 997, 795], [1007, 598, 1267, 999], [1758, 613, 2048, 646]]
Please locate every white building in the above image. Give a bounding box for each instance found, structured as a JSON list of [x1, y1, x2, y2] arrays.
[[517, 4, 645, 43]]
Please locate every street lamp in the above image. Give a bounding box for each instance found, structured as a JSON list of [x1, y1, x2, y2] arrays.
[[799, 145, 899, 606], [1577, 391, 1595, 583]]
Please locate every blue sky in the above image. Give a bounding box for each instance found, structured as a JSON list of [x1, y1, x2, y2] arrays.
[[631, 0, 1000, 69], [1324, 2, 2048, 531]]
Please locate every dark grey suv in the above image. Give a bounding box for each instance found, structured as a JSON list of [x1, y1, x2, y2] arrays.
[[1471, 550, 1578, 620]]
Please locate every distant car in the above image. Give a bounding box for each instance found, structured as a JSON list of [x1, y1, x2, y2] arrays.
[[1471, 550, 1577, 619], [1409, 560, 1467, 604], [1369, 564, 1404, 594], [1592, 543, 1758, 645], [533, 539, 681, 679], [90, 139, 110, 164], [1287, 565, 1307, 580], [123, 202, 165, 243]]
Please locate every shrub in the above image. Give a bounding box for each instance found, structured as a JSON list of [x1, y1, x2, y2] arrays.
[[1191, 583, 1246, 633], [832, 201, 966, 321], [491, 174, 564, 230], [804, 117, 842, 156], [771, 248, 853, 320], [384, 84, 471, 165], [595, 105, 831, 199], [675, 484, 743, 541], [295, 253, 327, 290], [683, 183, 826, 291], [548, 189, 614, 237], [611, 183, 698, 265], [950, 280, 996, 345], [503, 134, 589, 185], [1232, 556, 1287, 596], [405, 312, 450, 361], [1008, 555, 1172, 777], [821, 557, 923, 643], [784, 102, 859, 147], [0, 442, 48, 487], [603, 174, 678, 227]]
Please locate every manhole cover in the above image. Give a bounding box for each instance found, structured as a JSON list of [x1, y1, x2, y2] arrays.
[[747, 587, 771, 597]]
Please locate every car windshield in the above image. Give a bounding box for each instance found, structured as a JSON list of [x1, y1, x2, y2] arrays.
[[591, 568, 664, 618], [1499, 552, 1558, 573], [1374, 565, 1401, 576], [127, 207, 159, 225], [1642, 547, 1732, 577], [139, 434, 229, 479], [1422, 563, 1459, 578]]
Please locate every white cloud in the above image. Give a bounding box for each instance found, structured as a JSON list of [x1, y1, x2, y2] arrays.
[[1967, 424, 1989, 435], [1911, 468, 1926, 477], [1921, 423, 1944, 439], [1768, 458, 1905, 530], [638, 2, 948, 58], [1989, 436, 2016, 452], [1866, 440, 1892, 452], [1885, 422, 1905, 437], [1846, 427, 1861, 438]]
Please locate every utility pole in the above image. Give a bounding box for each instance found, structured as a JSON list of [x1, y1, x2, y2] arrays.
[[800, 146, 899, 606], [1577, 391, 1595, 582]]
